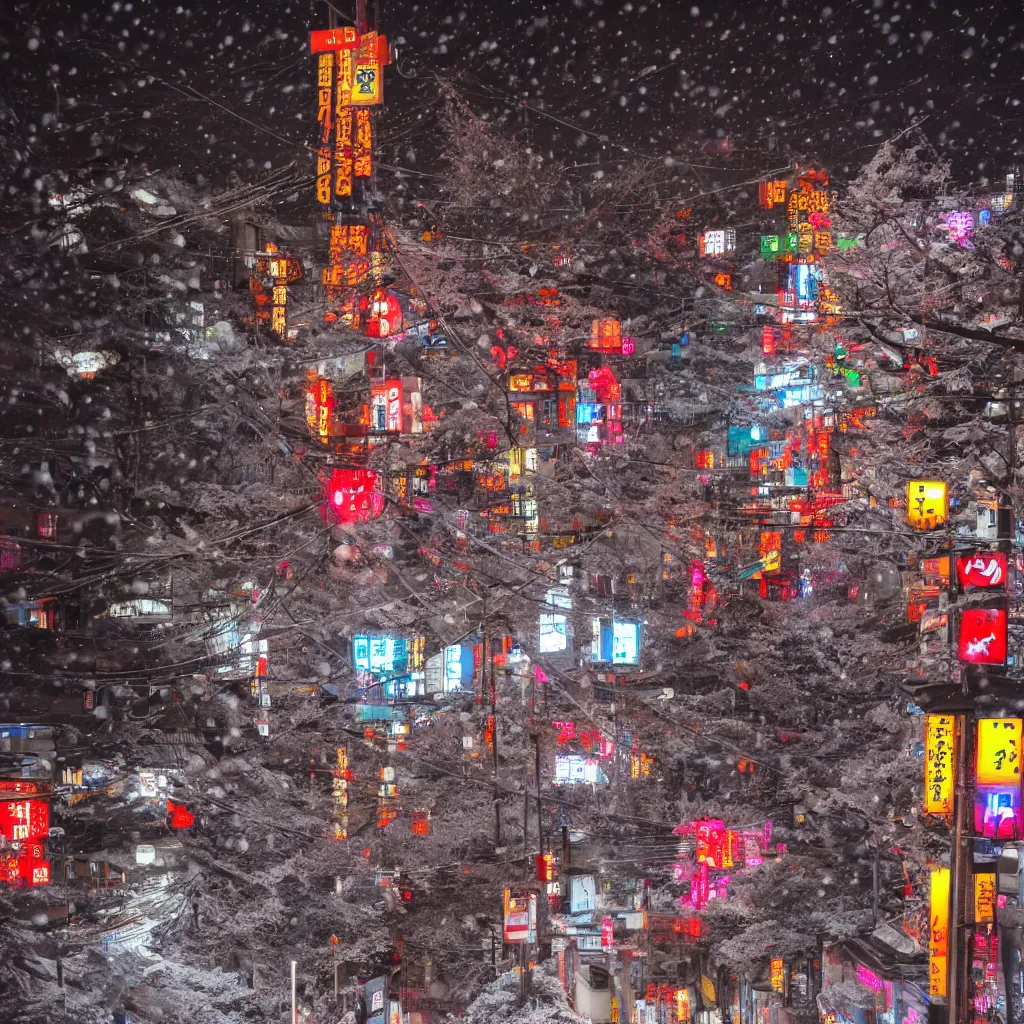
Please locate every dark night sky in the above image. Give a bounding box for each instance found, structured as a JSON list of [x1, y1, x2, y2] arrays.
[[2, 0, 1023, 195]]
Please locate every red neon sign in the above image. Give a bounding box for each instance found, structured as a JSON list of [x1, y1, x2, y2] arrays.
[[4, 854, 50, 888], [310, 27, 360, 52], [958, 608, 1007, 665], [322, 468, 385, 525], [957, 553, 1007, 589], [0, 798, 49, 842], [695, 819, 727, 869]]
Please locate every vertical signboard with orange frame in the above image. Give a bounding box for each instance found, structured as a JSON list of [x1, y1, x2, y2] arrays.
[[924, 715, 956, 817], [929, 866, 949, 998]]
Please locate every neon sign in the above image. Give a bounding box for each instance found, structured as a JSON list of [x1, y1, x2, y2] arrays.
[[0, 798, 49, 842], [956, 552, 1006, 589], [958, 608, 1007, 665]]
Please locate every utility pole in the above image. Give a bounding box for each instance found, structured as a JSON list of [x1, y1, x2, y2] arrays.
[[487, 632, 501, 848], [532, 732, 543, 856], [948, 713, 967, 1024], [523, 776, 530, 858], [1007, 372, 1018, 486], [871, 849, 879, 929], [291, 960, 297, 1024]]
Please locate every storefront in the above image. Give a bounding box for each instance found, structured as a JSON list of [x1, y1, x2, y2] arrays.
[[818, 938, 931, 1024]]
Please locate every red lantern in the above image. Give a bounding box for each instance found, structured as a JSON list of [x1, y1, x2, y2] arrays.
[[361, 288, 403, 338], [958, 608, 1007, 665]]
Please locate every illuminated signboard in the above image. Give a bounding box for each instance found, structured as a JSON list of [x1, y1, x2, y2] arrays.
[[371, 379, 404, 433], [322, 467, 384, 525], [4, 852, 50, 888], [306, 376, 336, 443], [570, 874, 597, 913], [856, 965, 883, 991], [975, 719, 1023, 838], [315, 50, 335, 204], [975, 871, 996, 923], [906, 480, 948, 531], [355, 635, 394, 671], [942, 211, 975, 248], [350, 33, 387, 106], [770, 958, 785, 992], [727, 424, 767, 455], [539, 587, 571, 654], [364, 974, 388, 1024], [630, 752, 655, 779], [310, 26, 389, 195], [554, 755, 609, 785], [677, 989, 692, 1022], [589, 319, 622, 352], [536, 852, 555, 882], [325, 223, 370, 295], [759, 180, 787, 209], [695, 820, 727, 868], [958, 608, 1007, 665], [611, 622, 640, 664], [975, 788, 1020, 840], [788, 262, 818, 308], [353, 634, 424, 676], [333, 745, 349, 841], [361, 288, 403, 339], [957, 552, 1007, 589], [539, 613, 568, 653], [310, 27, 360, 53], [588, 365, 622, 403], [588, 618, 641, 665], [444, 644, 473, 691], [976, 718, 1022, 787], [924, 715, 956, 816], [503, 889, 537, 943], [699, 229, 736, 257], [786, 171, 832, 259], [930, 866, 949, 998], [0, 798, 49, 842], [251, 244, 303, 340]]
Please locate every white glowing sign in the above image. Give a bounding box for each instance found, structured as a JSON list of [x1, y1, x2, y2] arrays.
[[700, 229, 736, 257]]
